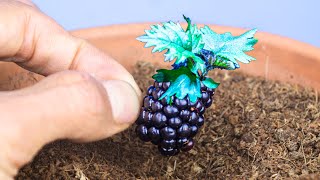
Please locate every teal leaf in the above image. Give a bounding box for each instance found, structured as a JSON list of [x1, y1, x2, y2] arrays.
[[200, 26, 258, 64], [155, 67, 201, 103], [152, 67, 195, 82], [202, 77, 220, 89], [137, 16, 207, 76], [160, 74, 201, 103], [211, 56, 240, 70], [154, 67, 219, 103], [183, 15, 204, 53], [189, 78, 201, 102], [183, 15, 191, 32], [189, 56, 207, 76], [212, 57, 230, 69], [137, 21, 193, 65]]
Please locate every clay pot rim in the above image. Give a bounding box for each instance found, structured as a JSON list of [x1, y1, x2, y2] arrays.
[[71, 23, 320, 61]]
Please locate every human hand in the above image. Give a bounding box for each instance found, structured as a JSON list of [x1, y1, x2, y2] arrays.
[[0, 1, 141, 179]]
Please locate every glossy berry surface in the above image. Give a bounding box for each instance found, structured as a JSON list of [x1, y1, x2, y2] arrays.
[[135, 81, 215, 156]]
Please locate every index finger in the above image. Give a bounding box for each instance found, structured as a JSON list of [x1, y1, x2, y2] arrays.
[[0, 1, 141, 96]]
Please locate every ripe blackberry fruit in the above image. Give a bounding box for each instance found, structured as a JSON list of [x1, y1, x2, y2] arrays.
[[135, 81, 215, 155], [135, 16, 257, 156]]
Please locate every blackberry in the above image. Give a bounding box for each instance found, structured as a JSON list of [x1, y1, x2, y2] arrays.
[[135, 81, 215, 156], [135, 16, 257, 156]]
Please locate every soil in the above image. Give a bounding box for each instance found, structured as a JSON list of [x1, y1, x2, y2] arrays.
[[17, 62, 320, 179]]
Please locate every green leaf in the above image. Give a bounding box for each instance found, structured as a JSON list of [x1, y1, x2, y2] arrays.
[[153, 66, 219, 103], [183, 15, 191, 32], [200, 26, 258, 64], [212, 57, 230, 69], [202, 77, 219, 89], [137, 21, 193, 64], [189, 56, 207, 76], [137, 16, 206, 76], [154, 66, 201, 103], [160, 74, 201, 103], [183, 15, 204, 53], [152, 67, 195, 82], [211, 56, 241, 70]]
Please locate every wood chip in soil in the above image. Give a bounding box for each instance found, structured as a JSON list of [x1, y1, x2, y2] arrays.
[[17, 61, 320, 179]]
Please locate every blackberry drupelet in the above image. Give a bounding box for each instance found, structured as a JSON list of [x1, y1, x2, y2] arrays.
[[135, 81, 215, 156]]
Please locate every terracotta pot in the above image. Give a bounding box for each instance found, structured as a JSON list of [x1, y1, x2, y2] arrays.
[[0, 24, 319, 91]]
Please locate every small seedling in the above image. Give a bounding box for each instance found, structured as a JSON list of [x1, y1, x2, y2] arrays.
[[135, 16, 258, 156]]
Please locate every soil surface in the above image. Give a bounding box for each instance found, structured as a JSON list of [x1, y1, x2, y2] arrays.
[[17, 62, 320, 179]]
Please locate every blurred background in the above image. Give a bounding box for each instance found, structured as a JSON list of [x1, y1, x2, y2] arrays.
[[33, 0, 319, 47]]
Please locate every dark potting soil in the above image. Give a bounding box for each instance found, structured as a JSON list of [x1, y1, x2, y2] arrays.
[[17, 62, 320, 179]]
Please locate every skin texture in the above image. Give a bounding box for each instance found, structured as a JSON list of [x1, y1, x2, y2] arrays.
[[0, 1, 141, 179]]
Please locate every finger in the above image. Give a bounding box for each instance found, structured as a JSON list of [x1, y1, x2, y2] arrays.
[[0, 1, 141, 96], [14, 0, 37, 8], [0, 170, 12, 180], [0, 70, 140, 176]]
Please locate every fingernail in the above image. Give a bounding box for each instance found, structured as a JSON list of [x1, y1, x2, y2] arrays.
[[126, 76, 142, 98], [102, 80, 140, 124]]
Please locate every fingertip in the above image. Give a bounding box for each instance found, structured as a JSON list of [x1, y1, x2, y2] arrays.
[[125, 75, 142, 98], [102, 80, 140, 125]]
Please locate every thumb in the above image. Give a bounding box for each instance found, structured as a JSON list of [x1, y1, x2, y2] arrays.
[[0, 70, 140, 177]]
